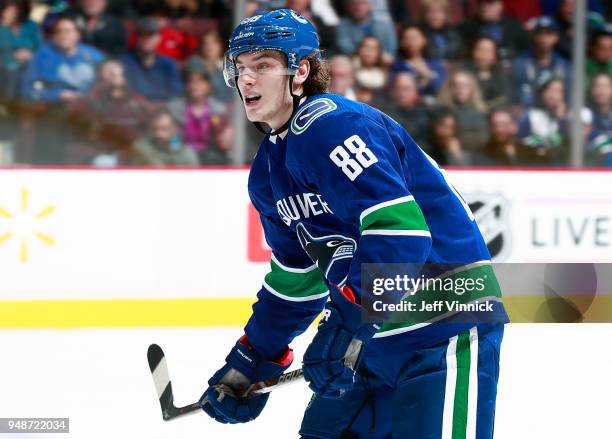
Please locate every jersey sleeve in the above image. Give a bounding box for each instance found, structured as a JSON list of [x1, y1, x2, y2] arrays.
[[287, 110, 432, 304], [244, 210, 329, 360]]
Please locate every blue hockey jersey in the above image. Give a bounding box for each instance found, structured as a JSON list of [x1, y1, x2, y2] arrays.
[[245, 94, 508, 360]]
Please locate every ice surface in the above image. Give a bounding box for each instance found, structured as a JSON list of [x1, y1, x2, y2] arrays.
[[0, 325, 610, 438]]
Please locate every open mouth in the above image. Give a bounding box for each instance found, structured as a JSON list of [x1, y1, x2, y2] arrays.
[[245, 94, 262, 105]]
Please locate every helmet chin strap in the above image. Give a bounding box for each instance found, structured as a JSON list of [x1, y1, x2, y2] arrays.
[[236, 74, 304, 136]]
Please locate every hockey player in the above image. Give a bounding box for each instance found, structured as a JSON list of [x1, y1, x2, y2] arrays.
[[200, 9, 508, 438]]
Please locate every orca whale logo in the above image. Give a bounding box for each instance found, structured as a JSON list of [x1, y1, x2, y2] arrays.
[[295, 223, 356, 279]]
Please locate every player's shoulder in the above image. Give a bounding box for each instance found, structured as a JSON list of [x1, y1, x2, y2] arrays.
[[287, 94, 372, 163], [288, 94, 364, 137], [286, 94, 396, 163]]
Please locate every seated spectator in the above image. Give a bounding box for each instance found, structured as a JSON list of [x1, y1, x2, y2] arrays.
[[76, 59, 152, 164], [587, 72, 612, 165], [353, 36, 387, 90], [427, 107, 468, 165], [586, 24, 612, 85], [551, 0, 575, 59], [335, 0, 397, 62], [391, 26, 447, 99], [419, 0, 461, 60], [511, 16, 571, 107], [20, 15, 103, 163], [437, 70, 489, 152], [120, 17, 183, 102], [168, 67, 231, 164], [476, 108, 522, 165], [68, 0, 127, 55], [500, 0, 541, 22], [459, 36, 510, 109], [132, 110, 199, 166], [135, 5, 197, 61], [517, 77, 569, 165], [329, 54, 357, 100], [160, 0, 203, 19], [0, 0, 41, 105], [355, 85, 377, 105], [21, 15, 103, 102], [185, 30, 232, 103], [457, 0, 529, 61], [381, 72, 430, 148]]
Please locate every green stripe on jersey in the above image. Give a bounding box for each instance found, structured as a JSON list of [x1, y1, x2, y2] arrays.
[[377, 263, 502, 333], [360, 198, 429, 234], [264, 259, 327, 300], [452, 331, 471, 439]]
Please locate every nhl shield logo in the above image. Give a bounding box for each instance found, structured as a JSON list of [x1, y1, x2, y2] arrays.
[[465, 193, 511, 261]]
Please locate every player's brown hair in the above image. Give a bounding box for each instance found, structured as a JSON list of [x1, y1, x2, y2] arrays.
[[253, 50, 330, 95], [302, 55, 331, 96]]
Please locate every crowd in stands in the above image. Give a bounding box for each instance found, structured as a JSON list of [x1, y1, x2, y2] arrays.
[[0, 0, 610, 167]]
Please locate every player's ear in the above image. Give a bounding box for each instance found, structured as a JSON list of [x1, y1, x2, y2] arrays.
[[293, 59, 311, 87]]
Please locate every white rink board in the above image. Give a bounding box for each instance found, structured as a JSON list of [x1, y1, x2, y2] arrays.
[[0, 169, 610, 300], [0, 324, 610, 439]]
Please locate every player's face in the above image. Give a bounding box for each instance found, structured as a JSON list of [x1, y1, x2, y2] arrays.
[[235, 51, 293, 128]]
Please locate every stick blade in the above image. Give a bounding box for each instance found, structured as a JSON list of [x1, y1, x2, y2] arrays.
[[147, 343, 165, 373], [148, 343, 176, 420], [147, 343, 201, 421]]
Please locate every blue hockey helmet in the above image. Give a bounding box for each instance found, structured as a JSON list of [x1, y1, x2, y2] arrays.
[[223, 9, 321, 88]]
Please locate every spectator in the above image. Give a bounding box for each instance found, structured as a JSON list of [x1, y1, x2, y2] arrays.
[[22, 16, 103, 103], [551, 0, 575, 59], [437, 70, 489, 152], [382, 72, 430, 148], [0, 0, 41, 105], [20, 15, 103, 163], [419, 0, 461, 60], [511, 16, 571, 107], [132, 110, 199, 166], [168, 67, 231, 164], [353, 36, 387, 90], [586, 24, 612, 85], [120, 17, 183, 102], [329, 54, 357, 100], [144, 5, 197, 61], [500, 0, 541, 22], [427, 107, 468, 165], [68, 0, 127, 55], [391, 26, 447, 99], [78, 59, 152, 164], [477, 109, 521, 165], [517, 77, 568, 165], [587, 73, 612, 164], [185, 30, 232, 103], [460, 36, 510, 109], [457, 0, 529, 60], [354, 85, 377, 105], [335, 0, 397, 62], [160, 0, 202, 18]]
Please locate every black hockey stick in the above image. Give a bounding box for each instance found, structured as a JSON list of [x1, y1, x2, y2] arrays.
[[147, 343, 305, 421]]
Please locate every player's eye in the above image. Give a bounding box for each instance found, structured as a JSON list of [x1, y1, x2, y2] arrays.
[[256, 63, 270, 73]]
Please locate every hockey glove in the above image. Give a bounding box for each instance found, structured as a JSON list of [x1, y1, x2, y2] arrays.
[[199, 336, 293, 424], [302, 286, 379, 397]]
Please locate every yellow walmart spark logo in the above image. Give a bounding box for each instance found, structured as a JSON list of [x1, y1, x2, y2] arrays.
[[0, 189, 55, 263]]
